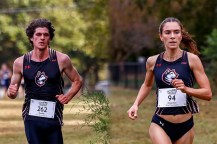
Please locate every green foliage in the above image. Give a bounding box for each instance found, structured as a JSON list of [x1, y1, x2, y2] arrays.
[[202, 29, 217, 94], [0, 14, 28, 64], [0, 0, 109, 84], [40, 8, 86, 53], [73, 0, 109, 60], [202, 29, 217, 60], [79, 89, 110, 144]]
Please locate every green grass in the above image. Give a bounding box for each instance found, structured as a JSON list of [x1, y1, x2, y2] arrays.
[[109, 87, 154, 144], [109, 86, 217, 144], [0, 97, 95, 144], [0, 87, 217, 144]]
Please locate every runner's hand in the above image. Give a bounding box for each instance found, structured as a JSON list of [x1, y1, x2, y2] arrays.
[[7, 84, 18, 99], [128, 105, 138, 120], [172, 79, 186, 93], [56, 94, 70, 104]]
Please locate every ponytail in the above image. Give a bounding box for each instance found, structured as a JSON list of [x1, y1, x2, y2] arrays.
[[181, 30, 200, 55], [159, 17, 200, 55]]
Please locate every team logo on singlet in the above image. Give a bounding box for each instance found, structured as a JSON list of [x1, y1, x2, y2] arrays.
[[35, 71, 48, 87], [162, 68, 179, 85]]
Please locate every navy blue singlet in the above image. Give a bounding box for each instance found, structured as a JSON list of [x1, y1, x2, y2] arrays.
[[22, 49, 64, 125], [153, 51, 199, 115]]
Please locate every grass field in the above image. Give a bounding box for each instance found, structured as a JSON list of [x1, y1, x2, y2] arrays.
[[109, 87, 217, 144], [0, 97, 95, 144], [0, 87, 216, 144]]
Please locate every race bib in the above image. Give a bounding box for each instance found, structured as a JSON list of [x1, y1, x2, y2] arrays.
[[29, 99, 56, 118], [158, 88, 187, 107]]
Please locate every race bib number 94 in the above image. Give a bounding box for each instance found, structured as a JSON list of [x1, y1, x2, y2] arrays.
[[158, 88, 187, 107], [29, 99, 56, 118]]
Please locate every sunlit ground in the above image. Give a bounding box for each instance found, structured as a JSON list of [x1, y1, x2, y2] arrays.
[[0, 87, 216, 144], [109, 86, 217, 144], [0, 96, 94, 144]]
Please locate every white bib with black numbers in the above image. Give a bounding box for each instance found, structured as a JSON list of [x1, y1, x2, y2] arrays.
[[29, 99, 56, 118], [158, 88, 187, 107]]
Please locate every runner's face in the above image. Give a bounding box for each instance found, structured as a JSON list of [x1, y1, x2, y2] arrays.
[[31, 27, 50, 50], [160, 22, 182, 50]]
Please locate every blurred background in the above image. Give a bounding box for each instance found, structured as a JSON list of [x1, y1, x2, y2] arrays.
[[0, 0, 217, 91], [0, 0, 217, 143]]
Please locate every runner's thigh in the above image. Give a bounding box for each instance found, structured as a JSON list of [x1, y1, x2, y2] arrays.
[[149, 123, 172, 144]]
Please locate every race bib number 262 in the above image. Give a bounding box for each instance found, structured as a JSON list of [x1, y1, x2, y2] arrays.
[[29, 99, 56, 118]]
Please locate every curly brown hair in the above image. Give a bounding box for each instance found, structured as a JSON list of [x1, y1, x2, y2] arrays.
[[26, 18, 55, 47]]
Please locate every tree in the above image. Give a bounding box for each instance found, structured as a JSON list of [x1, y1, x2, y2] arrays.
[[202, 29, 217, 94], [71, 0, 110, 84], [0, 0, 110, 85], [107, 0, 217, 62], [0, 14, 28, 65], [108, 0, 159, 62]]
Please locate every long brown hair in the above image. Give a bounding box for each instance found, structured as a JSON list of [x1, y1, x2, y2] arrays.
[[159, 17, 199, 55]]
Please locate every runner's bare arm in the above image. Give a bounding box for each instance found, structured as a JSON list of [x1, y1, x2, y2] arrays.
[[56, 52, 83, 104], [174, 53, 212, 100], [7, 56, 23, 99], [132, 55, 157, 106], [128, 55, 157, 120]]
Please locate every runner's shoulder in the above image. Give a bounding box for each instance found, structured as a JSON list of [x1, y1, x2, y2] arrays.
[[146, 54, 160, 69], [56, 51, 70, 62], [14, 56, 24, 67]]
